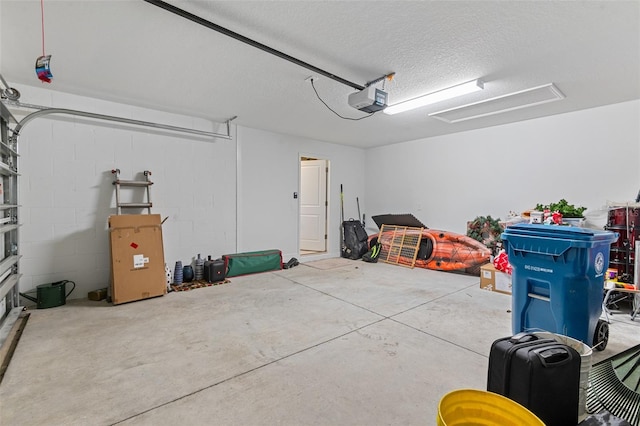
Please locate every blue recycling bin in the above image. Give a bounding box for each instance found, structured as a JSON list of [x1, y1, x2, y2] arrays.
[[502, 223, 618, 350]]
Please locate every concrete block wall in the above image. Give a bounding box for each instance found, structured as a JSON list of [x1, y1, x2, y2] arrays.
[[13, 84, 237, 300], [15, 85, 638, 303]]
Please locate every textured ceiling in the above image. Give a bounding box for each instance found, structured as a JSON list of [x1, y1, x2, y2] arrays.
[[1, 0, 639, 148]]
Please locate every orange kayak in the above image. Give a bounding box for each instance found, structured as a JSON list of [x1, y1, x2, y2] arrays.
[[369, 228, 491, 272]]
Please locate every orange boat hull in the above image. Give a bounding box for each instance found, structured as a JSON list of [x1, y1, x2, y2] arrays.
[[370, 228, 491, 271]]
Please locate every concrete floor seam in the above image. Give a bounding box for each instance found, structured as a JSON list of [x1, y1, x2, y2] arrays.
[[280, 274, 489, 358], [278, 274, 388, 319], [388, 316, 491, 359], [383, 281, 483, 320], [280, 266, 477, 315], [110, 316, 389, 425]]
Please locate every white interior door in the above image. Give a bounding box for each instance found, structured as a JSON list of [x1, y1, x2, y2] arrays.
[[300, 159, 327, 252]]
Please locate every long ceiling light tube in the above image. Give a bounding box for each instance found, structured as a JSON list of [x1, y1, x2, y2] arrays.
[[428, 83, 565, 123], [143, 0, 366, 91], [383, 79, 484, 115]]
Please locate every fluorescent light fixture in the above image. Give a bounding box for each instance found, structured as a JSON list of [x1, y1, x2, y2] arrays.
[[383, 79, 484, 115], [429, 83, 565, 123]]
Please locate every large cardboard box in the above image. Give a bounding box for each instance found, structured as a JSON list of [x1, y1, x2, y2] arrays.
[[480, 263, 512, 295], [109, 214, 166, 305]]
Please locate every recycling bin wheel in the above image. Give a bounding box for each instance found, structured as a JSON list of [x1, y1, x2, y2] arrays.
[[594, 320, 609, 351]]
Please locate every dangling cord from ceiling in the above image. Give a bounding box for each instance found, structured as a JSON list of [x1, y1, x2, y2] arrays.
[[310, 79, 374, 121], [40, 0, 45, 57], [309, 73, 394, 120], [35, 0, 53, 83]]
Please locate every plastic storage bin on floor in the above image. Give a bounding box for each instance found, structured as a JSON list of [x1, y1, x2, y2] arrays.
[[437, 389, 544, 426], [502, 224, 618, 350]]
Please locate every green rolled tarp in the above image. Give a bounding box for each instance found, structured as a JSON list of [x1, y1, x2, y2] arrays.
[[222, 249, 283, 277]]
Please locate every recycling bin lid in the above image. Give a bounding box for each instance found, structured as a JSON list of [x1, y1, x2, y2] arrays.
[[502, 223, 618, 244]]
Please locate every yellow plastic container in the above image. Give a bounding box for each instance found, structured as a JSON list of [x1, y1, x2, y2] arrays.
[[437, 389, 544, 426]]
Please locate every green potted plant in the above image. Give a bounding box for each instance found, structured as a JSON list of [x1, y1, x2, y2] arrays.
[[535, 199, 587, 225]]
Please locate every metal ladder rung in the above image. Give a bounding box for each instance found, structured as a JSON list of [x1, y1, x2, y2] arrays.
[[118, 202, 153, 209], [111, 169, 154, 215], [113, 180, 153, 187]]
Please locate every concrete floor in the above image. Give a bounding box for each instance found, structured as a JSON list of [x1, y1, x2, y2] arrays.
[[2, 258, 640, 425]]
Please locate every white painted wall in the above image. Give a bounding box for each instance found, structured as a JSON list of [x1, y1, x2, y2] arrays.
[[8, 83, 639, 302], [9, 85, 368, 301], [236, 126, 366, 261], [365, 100, 640, 235], [12, 84, 237, 300]]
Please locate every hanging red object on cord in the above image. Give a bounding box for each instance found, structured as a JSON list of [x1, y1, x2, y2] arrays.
[[35, 55, 52, 83], [35, 0, 52, 83]]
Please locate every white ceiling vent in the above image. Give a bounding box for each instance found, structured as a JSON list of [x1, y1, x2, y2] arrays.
[[429, 83, 565, 123]]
